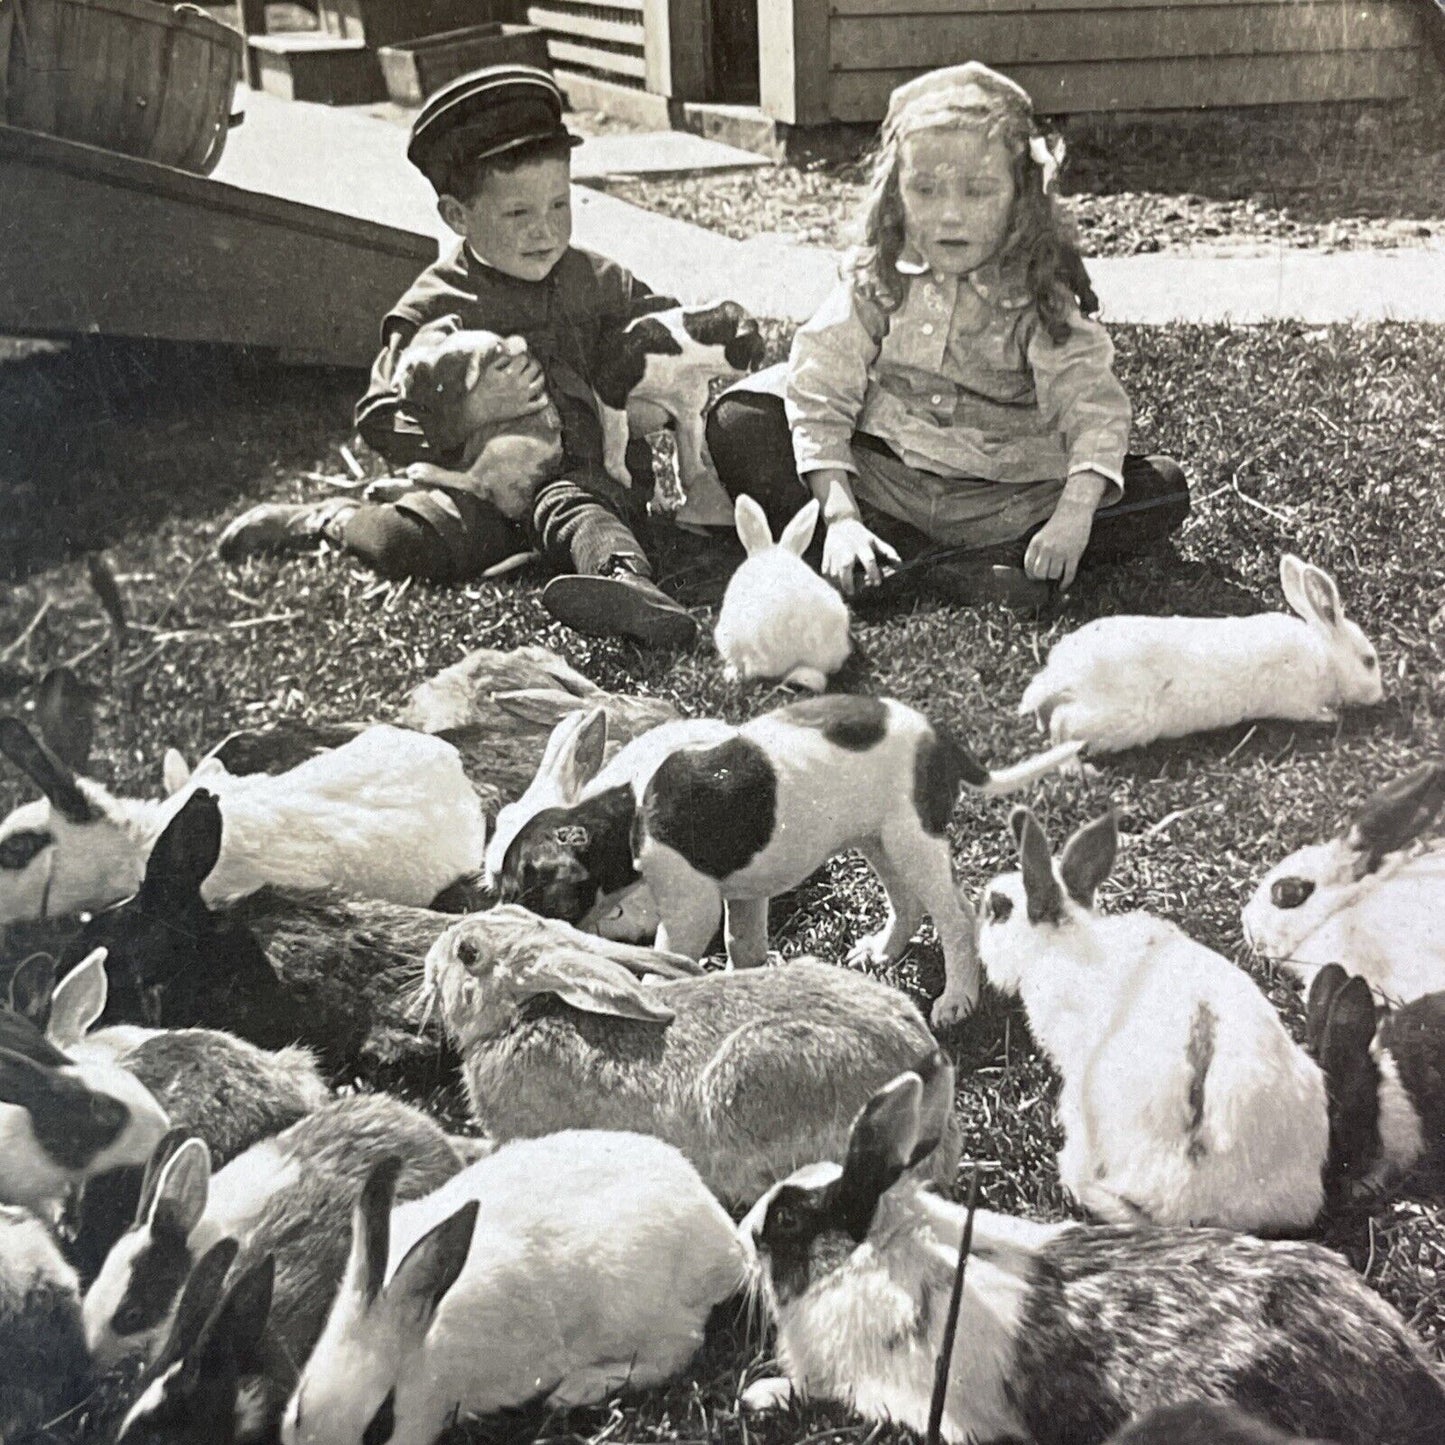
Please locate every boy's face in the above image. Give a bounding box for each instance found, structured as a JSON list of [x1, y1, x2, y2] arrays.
[[439, 155, 573, 283]]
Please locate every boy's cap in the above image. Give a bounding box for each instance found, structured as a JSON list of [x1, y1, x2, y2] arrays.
[[408, 64, 581, 191]]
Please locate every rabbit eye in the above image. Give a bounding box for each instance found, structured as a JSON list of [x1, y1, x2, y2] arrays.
[[1271, 877, 1315, 910], [454, 936, 480, 969], [0, 830, 52, 871], [987, 892, 1013, 924], [1363, 655, 1378, 670], [769, 1200, 806, 1236]]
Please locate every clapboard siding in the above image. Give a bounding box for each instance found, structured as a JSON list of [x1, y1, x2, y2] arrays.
[[829, 47, 1421, 120], [821, 0, 1422, 119]]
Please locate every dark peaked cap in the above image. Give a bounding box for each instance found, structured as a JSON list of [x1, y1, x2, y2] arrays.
[[407, 64, 581, 192]]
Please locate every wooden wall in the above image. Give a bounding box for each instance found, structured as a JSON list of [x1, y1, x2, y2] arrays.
[[768, 0, 1424, 124]]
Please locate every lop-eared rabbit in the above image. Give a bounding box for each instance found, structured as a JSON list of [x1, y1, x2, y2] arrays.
[[1244, 760, 1445, 1002], [0, 1203, 91, 1439], [977, 808, 1328, 1233], [284, 1134, 748, 1445], [741, 1067, 1445, 1445], [0, 709, 486, 925], [491, 696, 1081, 1025], [67, 791, 456, 1088], [424, 905, 962, 1208], [83, 1093, 468, 1373], [1018, 554, 1382, 753], [1306, 963, 1445, 1199], [0, 976, 167, 1219]]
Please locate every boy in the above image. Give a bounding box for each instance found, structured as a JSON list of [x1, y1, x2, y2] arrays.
[[220, 65, 697, 648]]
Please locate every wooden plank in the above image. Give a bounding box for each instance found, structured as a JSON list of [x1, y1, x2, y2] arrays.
[[827, 49, 1421, 120], [545, 36, 648, 77], [643, 0, 709, 97], [830, 4, 1421, 71], [527, 6, 643, 45], [833, 0, 1405, 13], [0, 123, 432, 364], [759, 0, 831, 123]]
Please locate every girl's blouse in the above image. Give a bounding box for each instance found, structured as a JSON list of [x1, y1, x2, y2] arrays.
[[785, 264, 1132, 500]]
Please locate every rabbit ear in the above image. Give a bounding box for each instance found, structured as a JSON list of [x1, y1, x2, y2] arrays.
[[1316, 973, 1378, 1076], [734, 495, 776, 556], [47, 948, 109, 1050], [7, 953, 56, 1027], [135, 1128, 198, 1226], [141, 791, 223, 905], [33, 667, 97, 775], [1345, 761, 1445, 873], [382, 1199, 477, 1332], [1298, 564, 1344, 630], [778, 499, 821, 558], [182, 1254, 274, 1389], [521, 947, 676, 1024], [836, 1072, 923, 1240], [148, 1137, 212, 1237], [1305, 963, 1353, 1054], [162, 748, 192, 795], [547, 915, 702, 978], [152, 1237, 240, 1372], [1057, 811, 1117, 909], [491, 688, 591, 729], [348, 1156, 404, 1307], [0, 716, 97, 823], [1011, 808, 1064, 926], [1278, 554, 1310, 618], [906, 1051, 956, 1168], [535, 707, 608, 803]]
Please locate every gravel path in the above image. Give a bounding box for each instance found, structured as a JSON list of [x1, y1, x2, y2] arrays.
[[592, 96, 1445, 258]]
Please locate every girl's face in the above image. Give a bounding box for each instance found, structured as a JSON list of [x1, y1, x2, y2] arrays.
[[898, 127, 1016, 277]]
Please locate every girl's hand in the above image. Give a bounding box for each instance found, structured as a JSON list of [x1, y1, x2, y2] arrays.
[[471, 351, 549, 425], [1025, 472, 1109, 588], [823, 517, 902, 596]]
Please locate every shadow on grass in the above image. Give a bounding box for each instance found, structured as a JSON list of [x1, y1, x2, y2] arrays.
[[0, 338, 365, 584]]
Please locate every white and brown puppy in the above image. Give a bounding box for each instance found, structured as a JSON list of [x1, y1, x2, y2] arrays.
[[393, 318, 565, 523], [592, 300, 765, 527], [496, 695, 1081, 1026]]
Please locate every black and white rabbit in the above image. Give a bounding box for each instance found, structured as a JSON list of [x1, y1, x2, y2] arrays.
[[741, 1065, 1445, 1445], [1306, 962, 1445, 1198], [1106, 1403, 1331, 1444], [83, 1094, 468, 1373]]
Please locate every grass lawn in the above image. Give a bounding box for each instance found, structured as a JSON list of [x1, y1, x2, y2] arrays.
[[2, 318, 1443, 1444]]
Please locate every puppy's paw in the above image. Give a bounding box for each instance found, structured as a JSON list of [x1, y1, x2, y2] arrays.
[[930, 985, 979, 1029], [405, 461, 450, 487], [845, 930, 902, 969], [741, 1376, 797, 1414], [363, 476, 412, 504]]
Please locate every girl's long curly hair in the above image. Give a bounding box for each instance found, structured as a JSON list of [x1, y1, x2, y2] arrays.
[[847, 70, 1096, 345]]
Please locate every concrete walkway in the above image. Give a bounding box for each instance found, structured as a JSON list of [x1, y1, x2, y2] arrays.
[[216, 91, 1445, 327]]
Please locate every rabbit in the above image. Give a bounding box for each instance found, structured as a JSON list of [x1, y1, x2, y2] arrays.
[[10, 947, 330, 1280], [64, 790, 457, 1090], [714, 496, 852, 693], [1018, 554, 1383, 753], [0, 1203, 91, 1440], [283, 1131, 749, 1445], [112, 1237, 279, 1445], [1105, 1403, 1332, 1444], [423, 904, 962, 1209], [0, 708, 488, 925], [740, 1067, 1445, 1445], [491, 698, 1081, 1026], [390, 320, 565, 523], [0, 981, 169, 1219], [976, 807, 1329, 1233], [83, 1092, 468, 1373], [1305, 963, 1445, 1199], [1243, 760, 1445, 1002]]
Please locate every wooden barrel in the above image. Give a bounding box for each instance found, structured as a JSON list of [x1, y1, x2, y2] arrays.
[[1, 0, 243, 174]]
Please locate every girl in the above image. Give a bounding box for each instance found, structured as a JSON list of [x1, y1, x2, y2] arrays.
[[706, 62, 1189, 607]]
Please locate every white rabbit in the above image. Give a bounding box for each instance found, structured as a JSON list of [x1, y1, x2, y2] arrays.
[[1018, 555, 1383, 753], [1243, 760, 1445, 1002], [714, 496, 851, 692], [283, 1131, 749, 1445], [977, 808, 1328, 1232], [740, 1068, 1445, 1445]]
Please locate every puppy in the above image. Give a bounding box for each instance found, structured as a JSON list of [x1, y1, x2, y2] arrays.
[[495, 695, 1081, 1026], [393, 319, 565, 522], [593, 301, 764, 527]]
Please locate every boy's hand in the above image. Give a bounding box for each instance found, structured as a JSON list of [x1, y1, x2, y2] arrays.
[[471, 350, 550, 425], [1025, 472, 1107, 588], [824, 517, 902, 597]]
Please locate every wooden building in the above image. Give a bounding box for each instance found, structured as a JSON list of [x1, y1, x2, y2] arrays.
[[529, 0, 1427, 127]]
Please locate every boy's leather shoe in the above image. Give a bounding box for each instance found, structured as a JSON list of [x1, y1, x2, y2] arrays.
[[542, 564, 698, 649], [218, 499, 356, 561]]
